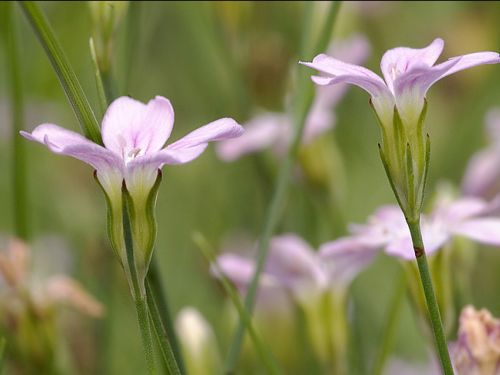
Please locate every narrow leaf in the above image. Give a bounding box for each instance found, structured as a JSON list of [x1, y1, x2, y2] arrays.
[[17, 1, 103, 145]]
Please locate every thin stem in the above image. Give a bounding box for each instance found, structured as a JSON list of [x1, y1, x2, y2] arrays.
[[135, 297, 158, 375], [146, 260, 185, 375], [17, 1, 102, 145], [122, 187, 157, 375], [4, 2, 29, 240], [370, 268, 407, 375], [407, 220, 454, 375], [193, 233, 283, 375], [224, 3, 341, 372]]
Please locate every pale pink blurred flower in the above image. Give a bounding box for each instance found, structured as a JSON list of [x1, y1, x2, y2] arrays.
[[452, 305, 500, 375], [214, 232, 376, 304], [340, 186, 500, 261], [216, 34, 371, 161], [0, 237, 104, 318], [462, 107, 500, 200]]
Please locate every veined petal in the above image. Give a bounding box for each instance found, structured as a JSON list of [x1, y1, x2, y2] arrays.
[[439, 51, 500, 80], [300, 54, 390, 99], [451, 218, 500, 246], [381, 38, 444, 94], [130, 117, 243, 166], [392, 58, 459, 124], [102, 96, 175, 156], [20, 124, 124, 174]]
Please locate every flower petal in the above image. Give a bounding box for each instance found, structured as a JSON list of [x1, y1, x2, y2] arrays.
[[265, 234, 327, 290], [300, 54, 390, 99], [212, 253, 255, 291], [380, 38, 444, 94], [102, 96, 175, 156], [130, 117, 243, 166], [215, 113, 286, 161], [20, 124, 124, 174], [319, 236, 378, 285], [452, 218, 500, 246], [439, 51, 500, 80], [461, 147, 500, 198]]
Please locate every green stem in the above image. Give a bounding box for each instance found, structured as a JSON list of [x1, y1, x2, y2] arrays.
[[89, 37, 108, 115], [224, 3, 341, 372], [193, 233, 283, 375], [407, 220, 454, 375], [17, 1, 102, 145], [0, 337, 6, 375], [370, 269, 407, 375], [135, 297, 158, 375], [122, 186, 157, 375], [4, 2, 28, 240], [146, 259, 185, 375]]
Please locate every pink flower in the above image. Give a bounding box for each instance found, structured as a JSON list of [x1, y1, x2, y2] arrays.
[[462, 107, 500, 200], [301, 38, 500, 139], [341, 186, 500, 261], [21, 95, 243, 201], [452, 305, 500, 375], [301, 38, 500, 220], [216, 34, 371, 161], [21, 95, 243, 290], [215, 232, 376, 303]]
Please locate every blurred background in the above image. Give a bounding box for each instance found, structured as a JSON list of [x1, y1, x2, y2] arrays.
[[1, 1, 500, 374]]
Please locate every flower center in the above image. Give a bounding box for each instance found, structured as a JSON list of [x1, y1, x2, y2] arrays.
[[388, 63, 403, 81], [117, 134, 143, 163]]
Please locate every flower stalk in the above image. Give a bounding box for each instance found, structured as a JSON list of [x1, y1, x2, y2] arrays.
[[407, 220, 454, 375], [122, 180, 157, 375], [225, 2, 342, 371]]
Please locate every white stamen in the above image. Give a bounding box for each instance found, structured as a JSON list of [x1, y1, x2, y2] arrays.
[[128, 147, 141, 159], [388, 63, 402, 80], [117, 134, 127, 159]]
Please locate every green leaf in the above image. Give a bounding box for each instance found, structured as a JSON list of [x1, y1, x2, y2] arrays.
[[17, 1, 103, 145]]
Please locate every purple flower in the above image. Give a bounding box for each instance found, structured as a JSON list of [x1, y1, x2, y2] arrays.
[[21, 95, 243, 201], [216, 34, 371, 162], [451, 305, 500, 375], [301, 38, 500, 220], [342, 186, 500, 261], [21, 95, 243, 290], [462, 107, 500, 200], [215, 232, 376, 303]]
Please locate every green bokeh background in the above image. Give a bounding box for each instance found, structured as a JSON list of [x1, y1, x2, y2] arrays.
[[1, 1, 500, 374]]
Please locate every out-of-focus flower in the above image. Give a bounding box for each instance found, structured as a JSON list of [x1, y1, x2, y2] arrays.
[[462, 107, 500, 200], [386, 305, 500, 375], [452, 305, 500, 375], [21, 95, 243, 294], [301, 38, 500, 221], [88, 1, 130, 74], [176, 307, 221, 375], [216, 34, 371, 162], [214, 233, 376, 373], [0, 237, 104, 374], [342, 185, 500, 261]]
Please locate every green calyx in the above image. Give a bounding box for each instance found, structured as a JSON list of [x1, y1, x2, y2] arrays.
[[94, 169, 162, 295], [373, 99, 430, 222]]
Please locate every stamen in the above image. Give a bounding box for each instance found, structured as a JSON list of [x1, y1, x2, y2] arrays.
[[117, 134, 127, 159], [128, 147, 141, 159]]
